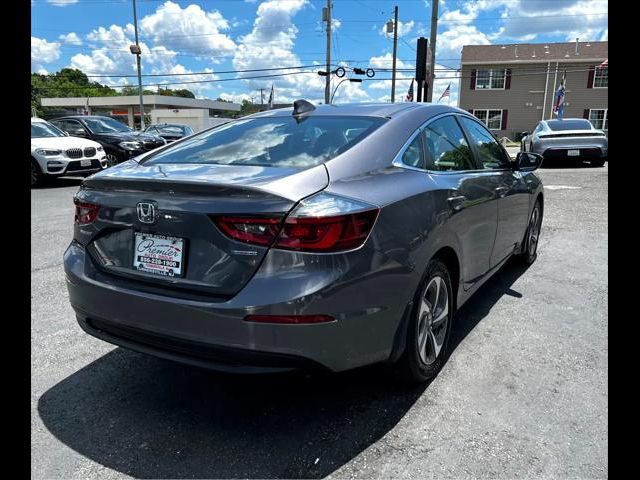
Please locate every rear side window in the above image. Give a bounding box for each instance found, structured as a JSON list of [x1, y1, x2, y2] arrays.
[[423, 116, 475, 171], [142, 116, 386, 168], [546, 120, 592, 131], [401, 134, 425, 169]]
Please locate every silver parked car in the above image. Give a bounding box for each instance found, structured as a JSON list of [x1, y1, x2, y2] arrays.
[[521, 118, 607, 167], [64, 101, 544, 382]]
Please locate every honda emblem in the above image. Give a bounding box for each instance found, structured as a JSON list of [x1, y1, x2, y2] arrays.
[[136, 202, 157, 224]]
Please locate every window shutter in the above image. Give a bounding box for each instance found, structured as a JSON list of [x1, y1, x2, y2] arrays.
[[501, 110, 508, 130], [587, 66, 595, 88], [470, 69, 476, 90], [583, 109, 590, 119], [505, 69, 512, 89]]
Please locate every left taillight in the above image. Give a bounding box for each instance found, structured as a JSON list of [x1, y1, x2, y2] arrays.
[[74, 198, 100, 225]]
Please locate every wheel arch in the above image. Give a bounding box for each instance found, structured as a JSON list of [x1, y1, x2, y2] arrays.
[[388, 243, 462, 363]]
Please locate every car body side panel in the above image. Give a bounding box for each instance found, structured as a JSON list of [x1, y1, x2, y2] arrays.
[[491, 170, 532, 266]]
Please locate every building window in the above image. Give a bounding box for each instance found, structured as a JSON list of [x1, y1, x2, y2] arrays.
[[589, 109, 608, 131], [593, 66, 608, 88], [473, 109, 503, 130], [476, 69, 506, 89]]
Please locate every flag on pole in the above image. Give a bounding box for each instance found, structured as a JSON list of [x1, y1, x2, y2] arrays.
[[267, 84, 274, 110], [405, 79, 414, 102], [552, 71, 566, 120], [599, 59, 608, 68], [438, 84, 451, 103]]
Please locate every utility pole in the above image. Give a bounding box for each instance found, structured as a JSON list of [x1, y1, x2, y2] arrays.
[[425, 0, 438, 102], [131, 0, 145, 130], [390, 6, 399, 103], [324, 0, 332, 104]]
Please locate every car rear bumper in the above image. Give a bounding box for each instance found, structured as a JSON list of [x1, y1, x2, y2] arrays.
[[540, 146, 607, 160], [64, 241, 413, 373]]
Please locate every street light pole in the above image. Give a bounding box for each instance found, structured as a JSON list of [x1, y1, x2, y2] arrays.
[[132, 0, 145, 130], [330, 78, 362, 104]]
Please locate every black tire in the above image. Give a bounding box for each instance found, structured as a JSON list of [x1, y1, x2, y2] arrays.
[[396, 259, 454, 383], [591, 157, 605, 167], [31, 159, 44, 187], [517, 199, 542, 265]]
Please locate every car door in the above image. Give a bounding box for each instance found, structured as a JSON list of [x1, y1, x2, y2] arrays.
[[423, 114, 499, 290], [458, 115, 531, 268]]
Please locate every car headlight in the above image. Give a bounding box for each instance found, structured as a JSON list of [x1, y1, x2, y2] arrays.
[[118, 141, 142, 150], [96, 146, 104, 152], [35, 148, 62, 156]]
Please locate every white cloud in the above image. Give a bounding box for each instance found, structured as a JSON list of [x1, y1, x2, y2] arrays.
[[367, 53, 414, 102], [139, 1, 236, 61], [437, 25, 492, 61], [58, 32, 82, 45], [46, 0, 78, 6], [232, 0, 363, 104], [31, 36, 61, 71]]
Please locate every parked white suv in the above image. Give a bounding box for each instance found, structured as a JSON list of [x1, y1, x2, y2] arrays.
[[31, 117, 108, 187]]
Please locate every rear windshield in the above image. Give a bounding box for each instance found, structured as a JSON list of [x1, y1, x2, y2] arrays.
[[141, 116, 385, 168], [547, 120, 592, 131]]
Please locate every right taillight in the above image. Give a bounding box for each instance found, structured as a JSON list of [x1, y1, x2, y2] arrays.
[[74, 198, 100, 225], [213, 193, 379, 253]]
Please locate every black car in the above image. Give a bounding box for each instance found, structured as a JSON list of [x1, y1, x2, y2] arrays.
[[50, 116, 166, 166], [144, 123, 195, 143]]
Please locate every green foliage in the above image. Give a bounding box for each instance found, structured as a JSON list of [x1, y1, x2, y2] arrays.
[[158, 88, 196, 98], [31, 68, 197, 117], [240, 99, 261, 115], [31, 68, 117, 117]]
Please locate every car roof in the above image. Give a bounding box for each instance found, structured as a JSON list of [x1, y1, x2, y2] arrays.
[[246, 102, 460, 119]]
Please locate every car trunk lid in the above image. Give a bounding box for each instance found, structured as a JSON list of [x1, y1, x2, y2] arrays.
[[75, 161, 328, 298]]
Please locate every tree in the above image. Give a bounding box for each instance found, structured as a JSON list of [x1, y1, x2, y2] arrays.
[[31, 68, 118, 117], [158, 88, 195, 98]]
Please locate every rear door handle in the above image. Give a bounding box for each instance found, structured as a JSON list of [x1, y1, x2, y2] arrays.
[[447, 195, 466, 211], [495, 186, 509, 197]]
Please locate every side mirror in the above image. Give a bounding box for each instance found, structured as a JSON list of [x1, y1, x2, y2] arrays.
[[515, 151, 543, 171]]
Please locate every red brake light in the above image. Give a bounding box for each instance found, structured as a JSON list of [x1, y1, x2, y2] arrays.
[[213, 193, 380, 253], [74, 198, 100, 225], [214, 216, 283, 246], [244, 314, 335, 324], [275, 210, 379, 252]]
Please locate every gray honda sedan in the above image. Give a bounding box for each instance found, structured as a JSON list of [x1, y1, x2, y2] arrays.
[[64, 101, 544, 382]]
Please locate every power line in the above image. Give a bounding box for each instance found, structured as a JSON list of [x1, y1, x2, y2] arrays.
[[81, 64, 327, 78]]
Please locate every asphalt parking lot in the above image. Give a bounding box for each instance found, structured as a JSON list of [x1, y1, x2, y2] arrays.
[[31, 163, 608, 479]]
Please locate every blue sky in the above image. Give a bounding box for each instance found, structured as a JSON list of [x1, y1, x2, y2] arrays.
[[31, 0, 608, 106]]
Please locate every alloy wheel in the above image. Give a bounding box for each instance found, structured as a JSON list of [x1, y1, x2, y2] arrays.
[[106, 154, 118, 167], [416, 275, 449, 365], [527, 205, 541, 257]]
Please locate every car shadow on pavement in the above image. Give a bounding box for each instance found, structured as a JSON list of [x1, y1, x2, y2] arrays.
[[37, 259, 530, 479]]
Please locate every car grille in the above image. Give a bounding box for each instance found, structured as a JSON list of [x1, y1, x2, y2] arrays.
[[83, 147, 96, 157], [66, 148, 83, 159], [66, 159, 101, 172]]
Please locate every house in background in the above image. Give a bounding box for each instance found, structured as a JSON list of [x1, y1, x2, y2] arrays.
[[458, 41, 608, 140]]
